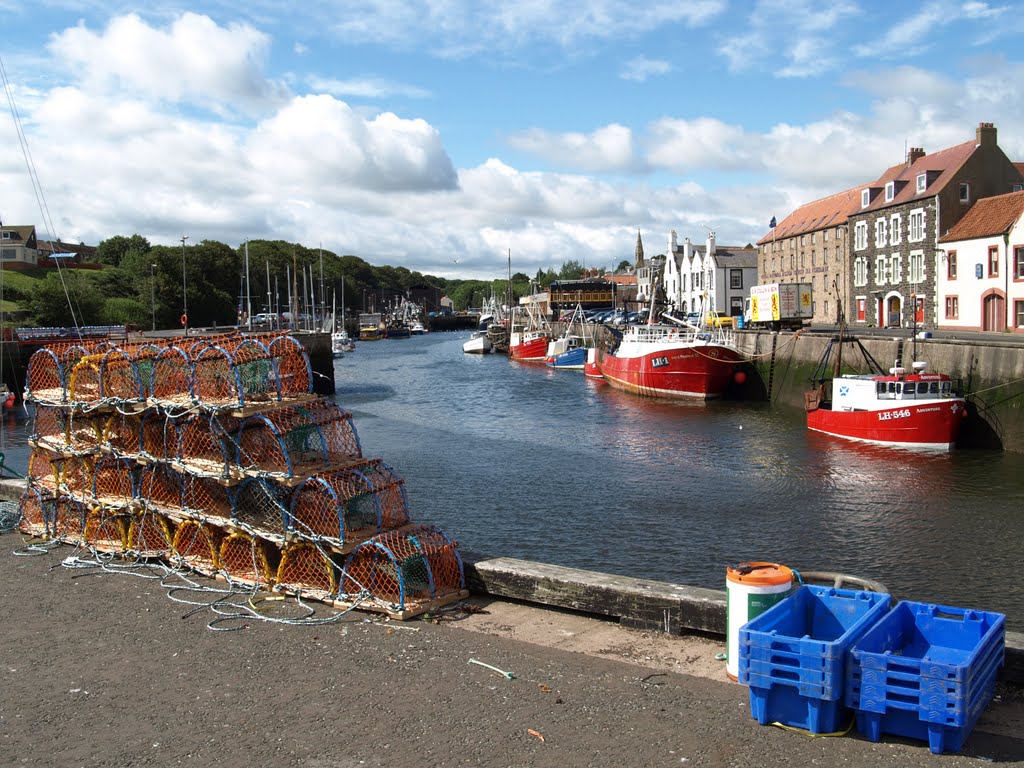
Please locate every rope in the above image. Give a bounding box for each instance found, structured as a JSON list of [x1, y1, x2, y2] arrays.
[[0, 501, 21, 533]]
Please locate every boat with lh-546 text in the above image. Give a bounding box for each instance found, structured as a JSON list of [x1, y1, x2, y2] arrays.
[[805, 332, 966, 451]]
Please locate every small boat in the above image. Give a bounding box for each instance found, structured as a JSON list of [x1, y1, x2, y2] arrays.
[[508, 300, 550, 363], [462, 330, 493, 354], [332, 329, 355, 356], [358, 313, 383, 341], [545, 303, 590, 370], [805, 341, 966, 451], [409, 320, 427, 335]]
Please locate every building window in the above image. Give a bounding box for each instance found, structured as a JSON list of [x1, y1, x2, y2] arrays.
[[909, 208, 925, 242], [861, 189, 870, 207], [1015, 246, 1024, 280], [875, 219, 887, 247], [730, 296, 744, 316], [837, 227, 844, 239], [1017, 300, 1024, 328], [916, 173, 927, 193], [989, 246, 999, 277], [909, 250, 925, 283], [730, 269, 742, 289], [885, 181, 895, 201], [855, 221, 868, 250], [945, 296, 959, 319], [959, 183, 970, 203], [856, 297, 866, 322], [875, 255, 888, 285], [0, 248, 16, 260], [890, 214, 901, 245], [947, 249, 957, 279], [890, 253, 902, 283], [854, 257, 868, 287], [1014, 183, 1024, 193]]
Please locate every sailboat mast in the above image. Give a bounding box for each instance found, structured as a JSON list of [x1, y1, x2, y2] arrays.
[[244, 239, 252, 331]]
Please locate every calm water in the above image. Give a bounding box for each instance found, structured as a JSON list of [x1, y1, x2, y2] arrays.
[[2, 332, 1021, 627]]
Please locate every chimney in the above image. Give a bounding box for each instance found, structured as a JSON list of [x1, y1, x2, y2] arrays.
[[977, 122, 996, 148], [907, 147, 926, 166]]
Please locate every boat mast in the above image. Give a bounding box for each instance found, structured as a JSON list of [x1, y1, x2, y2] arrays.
[[244, 239, 252, 331]]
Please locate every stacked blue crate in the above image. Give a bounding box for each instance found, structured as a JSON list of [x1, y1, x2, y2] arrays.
[[845, 601, 1005, 754], [738, 585, 892, 734]]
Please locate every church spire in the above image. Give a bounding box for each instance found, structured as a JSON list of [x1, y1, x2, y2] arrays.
[[634, 229, 645, 268]]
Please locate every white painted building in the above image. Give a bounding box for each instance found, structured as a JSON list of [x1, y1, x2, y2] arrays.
[[663, 230, 757, 317], [936, 190, 1024, 334]]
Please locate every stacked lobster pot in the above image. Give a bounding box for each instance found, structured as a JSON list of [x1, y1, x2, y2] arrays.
[[20, 332, 467, 619]]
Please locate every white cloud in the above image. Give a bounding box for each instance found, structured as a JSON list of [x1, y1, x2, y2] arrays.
[[506, 124, 639, 173], [49, 13, 291, 116], [308, 76, 431, 100], [645, 118, 748, 172], [961, 1, 1007, 19], [620, 56, 671, 82], [852, 3, 952, 58]]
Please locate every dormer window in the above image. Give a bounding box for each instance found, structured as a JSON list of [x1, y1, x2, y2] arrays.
[[861, 189, 870, 208], [885, 181, 895, 202], [959, 182, 970, 204], [916, 173, 927, 193]]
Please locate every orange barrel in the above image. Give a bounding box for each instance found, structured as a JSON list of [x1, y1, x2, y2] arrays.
[[726, 562, 794, 680]]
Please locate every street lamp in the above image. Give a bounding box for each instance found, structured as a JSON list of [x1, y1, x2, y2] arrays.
[[150, 263, 157, 332], [180, 235, 189, 335]]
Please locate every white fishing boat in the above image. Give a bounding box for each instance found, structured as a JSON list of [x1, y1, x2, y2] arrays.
[[462, 330, 492, 354]]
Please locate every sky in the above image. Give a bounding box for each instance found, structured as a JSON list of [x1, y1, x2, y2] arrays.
[[2, 1, 1023, 280]]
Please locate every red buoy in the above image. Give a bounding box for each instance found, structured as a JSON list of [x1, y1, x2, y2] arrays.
[[733, 370, 747, 385]]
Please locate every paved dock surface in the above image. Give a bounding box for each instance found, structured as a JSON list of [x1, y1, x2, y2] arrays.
[[1, 542, 1022, 767]]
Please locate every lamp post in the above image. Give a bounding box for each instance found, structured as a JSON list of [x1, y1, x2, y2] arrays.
[[180, 234, 189, 335], [150, 263, 157, 332]]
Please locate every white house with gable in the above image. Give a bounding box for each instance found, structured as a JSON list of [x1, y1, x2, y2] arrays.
[[663, 230, 757, 318]]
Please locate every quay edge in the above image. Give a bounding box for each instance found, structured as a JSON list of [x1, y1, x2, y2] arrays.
[[0, 477, 1019, 685]]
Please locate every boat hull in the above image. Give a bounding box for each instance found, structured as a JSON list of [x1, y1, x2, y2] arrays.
[[807, 400, 965, 450], [462, 334, 492, 354], [545, 347, 586, 369], [509, 334, 550, 363], [596, 344, 741, 399]]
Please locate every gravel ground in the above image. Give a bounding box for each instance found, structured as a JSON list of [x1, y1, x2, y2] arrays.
[[1, 540, 1022, 768]]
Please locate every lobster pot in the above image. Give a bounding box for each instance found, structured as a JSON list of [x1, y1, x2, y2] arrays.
[[235, 407, 332, 480], [30, 406, 70, 454], [173, 412, 237, 479], [136, 463, 185, 514], [138, 411, 172, 462], [275, 542, 339, 601], [17, 486, 55, 538], [131, 344, 162, 399], [289, 459, 410, 546], [91, 455, 137, 509], [230, 338, 278, 404], [27, 448, 62, 494], [102, 411, 142, 459], [339, 525, 466, 615], [25, 348, 66, 405], [181, 475, 232, 522], [53, 497, 87, 544], [150, 346, 194, 409], [59, 455, 96, 503], [192, 344, 242, 409], [726, 562, 794, 680], [268, 335, 313, 399], [171, 519, 223, 574], [303, 400, 362, 462], [231, 477, 290, 541], [99, 347, 143, 404], [218, 532, 276, 589], [127, 511, 174, 558], [68, 355, 103, 406], [82, 507, 129, 553]]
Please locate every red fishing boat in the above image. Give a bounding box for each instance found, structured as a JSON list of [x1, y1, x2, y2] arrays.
[[806, 362, 965, 450], [595, 316, 743, 399], [508, 329, 551, 362]]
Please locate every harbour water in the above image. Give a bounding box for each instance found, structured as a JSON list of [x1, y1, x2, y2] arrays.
[[1, 330, 1021, 628]]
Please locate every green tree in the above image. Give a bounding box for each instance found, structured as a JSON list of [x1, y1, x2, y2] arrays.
[[616, 259, 632, 273], [558, 259, 584, 280], [99, 297, 148, 326], [96, 234, 151, 267], [28, 271, 105, 326]]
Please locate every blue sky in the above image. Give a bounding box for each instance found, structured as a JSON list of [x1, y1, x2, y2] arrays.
[[2, 1, 1023, 279]]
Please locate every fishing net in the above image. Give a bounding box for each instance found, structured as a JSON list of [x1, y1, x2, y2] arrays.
[[59, 455, 95, 504], [29, 405, 68, 453], [131, 343, 162, 399], [274, 542, 339, 601], [138, 411, 172, 462], [99, 347, 143, 403], [67, 355, 103, 406], [231, 477, 290, 541], [91, 455, 136, 509], [151, 346, 194, 408], [102, 411, 142, 459], [268, 336, 313, 399], [127, 510, 174, 558], [289, 459, 410, 546], [52, 496, 87, 544], [27, 448, 62, 494], [235, 406, 332, 480], [231, 338, 277, 404], [82, 508, 129, 553], [192, 344, 239, 409], [171, 519, 222, 574], [219, 531, 275, 588], [339, 525, 465, 613], [181, 475, 233, 522]]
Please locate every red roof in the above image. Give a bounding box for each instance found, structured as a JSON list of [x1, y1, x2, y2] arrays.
[[756, 186, 862, 245], [938, 190, 1024, 243], [860, 139, 976, 213]]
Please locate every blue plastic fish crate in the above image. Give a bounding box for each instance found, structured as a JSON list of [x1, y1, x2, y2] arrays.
[[846, 601, 1005, 754], [738, 585, 891, 733]]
